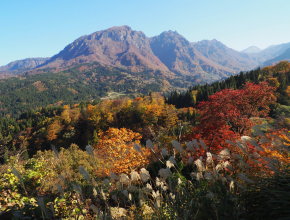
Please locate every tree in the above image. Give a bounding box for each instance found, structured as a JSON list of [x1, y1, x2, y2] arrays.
[[94, 128, 152, 175], [190, 82, 277, 152], [46, 119, 63, 141]]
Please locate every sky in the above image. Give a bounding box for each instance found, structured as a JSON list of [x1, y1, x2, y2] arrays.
[[1, 0, 290, 66]]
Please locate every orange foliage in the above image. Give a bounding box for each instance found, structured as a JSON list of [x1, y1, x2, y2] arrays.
[[286, 86, 290, 97], [47, 119, 63, 141], [260, 129, 290, 164], [94, 128, 152, 175]]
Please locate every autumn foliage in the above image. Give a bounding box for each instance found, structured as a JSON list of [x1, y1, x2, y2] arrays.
[[46, 119, 63, 141], [94, 128, 152, 175], [190, 82, 277, 152], [260, 129, 290, 164]]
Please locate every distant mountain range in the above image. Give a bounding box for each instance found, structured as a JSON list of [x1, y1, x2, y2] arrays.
[[1, 25, 290, 82], [0, 58, 49, 74]]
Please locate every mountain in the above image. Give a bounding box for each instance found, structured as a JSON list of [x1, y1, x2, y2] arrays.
[[40, 26, 169, 73], [242, 46, 261, 54], [260, 42, 290, 59], [263, 47, 290, 66], [0, 58, 49, 74], [193, 40, 258, 72], [248, 42, 290, 63], [1, 25, 290, 84], [40, 27, 235, 82], [150, 31, 234, 82]]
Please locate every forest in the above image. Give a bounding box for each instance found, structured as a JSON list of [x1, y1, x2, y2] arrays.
[[0, 61, 289, 219], [0, 62, 194, 117]]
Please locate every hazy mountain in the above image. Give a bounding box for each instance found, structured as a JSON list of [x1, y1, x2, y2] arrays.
[[263, 47, 290, 66], [261, 42, 290, 58], [248, 42, 290, 63], [242, 46, 261, 54], [0, 58, 49, 74], [193, 40, 258, 72]]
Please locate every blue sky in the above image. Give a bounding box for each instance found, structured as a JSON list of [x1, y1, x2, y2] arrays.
[[1, 0, 290, 66]]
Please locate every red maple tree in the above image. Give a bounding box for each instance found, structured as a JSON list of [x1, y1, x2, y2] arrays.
[[190, 82, 277, 152]]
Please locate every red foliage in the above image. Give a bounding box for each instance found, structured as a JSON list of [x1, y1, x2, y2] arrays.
[[190, 82, 276, 152]]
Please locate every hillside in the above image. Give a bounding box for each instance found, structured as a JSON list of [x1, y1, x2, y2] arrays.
[[167, 61, 290, 108], [0, 63, 195, 117]]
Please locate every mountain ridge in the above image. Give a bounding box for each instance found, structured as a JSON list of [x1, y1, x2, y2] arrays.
[[0, 57, 49, 74], [1, 25, 290, 83]]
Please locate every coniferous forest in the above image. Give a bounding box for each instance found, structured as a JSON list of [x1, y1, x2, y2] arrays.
[[0, 61, 289, 219]]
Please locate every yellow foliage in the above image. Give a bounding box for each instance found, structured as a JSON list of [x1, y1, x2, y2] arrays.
[[60, 105, 81, 124], [61, 108, 71, 123], [191, 90, 198, 105], [46, 119, 63, 141], [94, 128, 152, 175]]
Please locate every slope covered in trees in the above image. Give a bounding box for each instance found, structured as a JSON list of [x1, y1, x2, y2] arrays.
[[0, 63, 194, 117]]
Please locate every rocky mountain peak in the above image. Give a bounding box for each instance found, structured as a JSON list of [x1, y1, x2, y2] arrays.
[[155, 30, 190, 46], [40, 26, 168, 72]]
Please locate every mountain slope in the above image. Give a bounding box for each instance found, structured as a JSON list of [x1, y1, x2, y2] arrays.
[[263, 47, 290, 66], [248, 42, 290, 63], [193, 40, 258, 72], [0, 58, 49, 74], [150, 31, 234, 82], [42, 27, 236, 82], [40, 26, 169, 73]]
